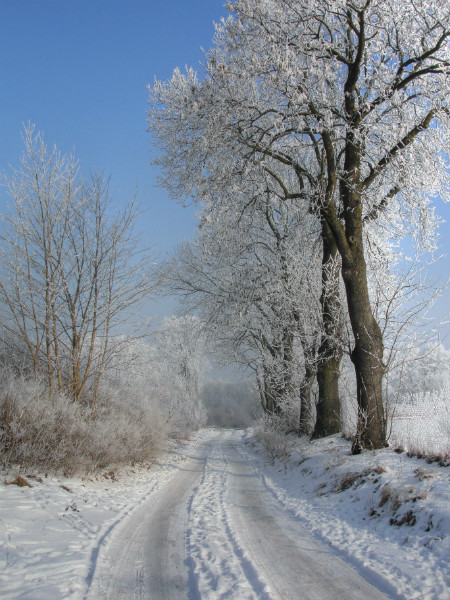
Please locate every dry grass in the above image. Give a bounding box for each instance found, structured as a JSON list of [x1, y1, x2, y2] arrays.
[[390, 510, 417, 527], [0, 372, 168, 475], [335, 465, 386, 493], [378, 484, 402, 511], [335, 471, 362, 491], [5, 474, 33, 487]]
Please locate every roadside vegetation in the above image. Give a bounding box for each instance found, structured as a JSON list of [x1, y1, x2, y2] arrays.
[[148, 0, 450, 455], [0, 129, 207, 475]]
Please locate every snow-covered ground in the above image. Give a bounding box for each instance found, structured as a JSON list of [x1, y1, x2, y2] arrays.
[[0, 446, 188, 599], [0, 428, 449, 599], [247, 429, 450, 600]]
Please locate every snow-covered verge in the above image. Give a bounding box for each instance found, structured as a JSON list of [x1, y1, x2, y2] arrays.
[[0, 443, 188, 600], [243, 430, 450, 600]]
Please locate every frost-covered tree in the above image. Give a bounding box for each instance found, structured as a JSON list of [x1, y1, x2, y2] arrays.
[[148, 0, 450, 449], [153, 316, 207, 432], [97, 330, 207, 437], [0, 126, 156, 406], [164, 189, 324, 434]]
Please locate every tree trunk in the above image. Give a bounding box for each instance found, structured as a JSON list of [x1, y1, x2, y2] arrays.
[[262, 374, 281, 415], [342, 245, 386, 451], [314, 354, 341, 437], [338, 112, 387, 450], [299, 363, 315, 435], [312, 220, 342, 438]]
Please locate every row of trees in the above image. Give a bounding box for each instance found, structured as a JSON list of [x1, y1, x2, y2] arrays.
[[0, 127, 209, 472], [147, 0, 449, 450]]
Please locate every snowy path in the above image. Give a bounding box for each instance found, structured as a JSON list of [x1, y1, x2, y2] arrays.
[[86, 429, 390, 600]]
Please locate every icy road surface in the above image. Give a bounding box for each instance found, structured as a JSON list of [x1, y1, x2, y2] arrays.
[[86, 429, 391, 600]]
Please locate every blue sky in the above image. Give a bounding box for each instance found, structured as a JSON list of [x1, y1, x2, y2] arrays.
[[0, 0, 226, 248], [0, 0, 228, 319], [0, 0, 448, 337]]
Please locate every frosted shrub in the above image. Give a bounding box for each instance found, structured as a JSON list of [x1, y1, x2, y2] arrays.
[[388, 385, 450, 456], [99, 333, 207, 439], [254, 412, 297, 465], [0, 371, 167, 475], [152, 316, 208, 435]]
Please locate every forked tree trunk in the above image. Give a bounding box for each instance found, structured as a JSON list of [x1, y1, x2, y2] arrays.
[[312, 220, 342, 438]]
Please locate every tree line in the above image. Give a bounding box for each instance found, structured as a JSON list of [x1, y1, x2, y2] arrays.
[[147, 0, 450, 451]]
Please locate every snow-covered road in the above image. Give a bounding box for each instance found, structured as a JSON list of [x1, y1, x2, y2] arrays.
[[86, 429, 390, 600]]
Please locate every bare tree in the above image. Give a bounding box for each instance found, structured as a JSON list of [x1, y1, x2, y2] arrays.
[[0, 125, 156, 406]]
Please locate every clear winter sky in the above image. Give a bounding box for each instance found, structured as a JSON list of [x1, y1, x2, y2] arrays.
[[0, 0, 228, 320], [0, 0, 449, 339]]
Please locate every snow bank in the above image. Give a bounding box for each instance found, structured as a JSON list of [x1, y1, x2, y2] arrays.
[[243, 431, 450, 600]]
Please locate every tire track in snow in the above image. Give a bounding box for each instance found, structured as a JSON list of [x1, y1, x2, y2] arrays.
[[84, 443, 207, 600], [185, 430, 271, 600], [83, 477, 163, 599], [225, 432, 392, 600], [86, 429, 392, 600]]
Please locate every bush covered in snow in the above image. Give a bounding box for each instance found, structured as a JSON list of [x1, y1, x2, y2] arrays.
[[253, 413, 299, 466], [0, 317, 209, 474], [0, 371, 168, 475]]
